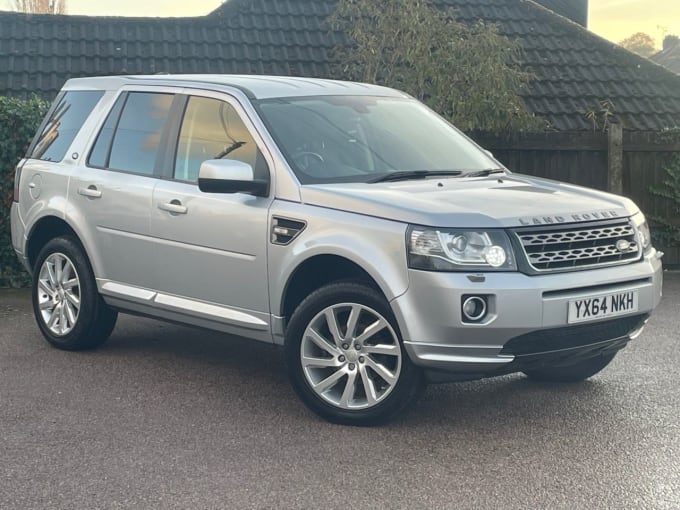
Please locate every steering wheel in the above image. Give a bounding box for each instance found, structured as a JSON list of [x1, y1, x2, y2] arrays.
[[292, 151, 325, 172]]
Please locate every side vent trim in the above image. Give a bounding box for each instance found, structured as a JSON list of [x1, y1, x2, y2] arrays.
[[271, 216, 306, 245]]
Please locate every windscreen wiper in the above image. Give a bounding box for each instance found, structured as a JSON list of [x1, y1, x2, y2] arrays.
[[368, 170, 463, 183], [461, 169, 506, 178], [215, 141, 246, 159]]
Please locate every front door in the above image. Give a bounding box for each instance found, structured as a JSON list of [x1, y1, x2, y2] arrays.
[[149, 93, 273, 338]]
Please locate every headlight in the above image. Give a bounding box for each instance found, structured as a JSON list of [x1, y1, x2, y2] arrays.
[[631, 214, 652, 252], [408, 226, 517, 271]]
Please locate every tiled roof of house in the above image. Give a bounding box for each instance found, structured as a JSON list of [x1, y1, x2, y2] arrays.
[[1, 0, 680, 131], [533, 0, 588, 27]]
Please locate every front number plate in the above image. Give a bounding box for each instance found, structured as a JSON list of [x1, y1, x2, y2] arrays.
[[568, 290, 639, 324]]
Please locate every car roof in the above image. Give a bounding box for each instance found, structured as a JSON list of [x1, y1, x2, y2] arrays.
[[62, 74, 408, 100]]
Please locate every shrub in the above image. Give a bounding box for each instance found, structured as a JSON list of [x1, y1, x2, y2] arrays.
[[649, 153, 680, 248], [328, 0, 545, 134], [0, 96, 49, 287]]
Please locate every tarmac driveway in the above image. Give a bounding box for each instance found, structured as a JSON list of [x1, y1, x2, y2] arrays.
[[1, 273, 679, 509]]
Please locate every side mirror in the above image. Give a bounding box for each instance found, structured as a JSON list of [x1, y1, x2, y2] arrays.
[[483, 149, 494, 159], [198, 159, 268, 196]]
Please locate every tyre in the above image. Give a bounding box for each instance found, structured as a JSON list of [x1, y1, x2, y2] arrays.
[[285, 282, 425, 426], [523, 352, 617, 383], [32, 236, 118, 351]]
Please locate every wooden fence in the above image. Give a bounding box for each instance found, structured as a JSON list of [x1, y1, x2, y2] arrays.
[[472, 129, 680, 265]]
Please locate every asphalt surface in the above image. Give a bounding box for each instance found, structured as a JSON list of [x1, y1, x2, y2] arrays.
[[1, 274, 679, 510]]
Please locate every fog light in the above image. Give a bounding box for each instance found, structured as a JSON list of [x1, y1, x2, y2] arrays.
[[462, 296, 487, 322]]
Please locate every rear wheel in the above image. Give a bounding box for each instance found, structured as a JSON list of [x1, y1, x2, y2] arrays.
[[32, 236, 117, 351], [285, 282, 425, 426], [523, 352, 617, 383]]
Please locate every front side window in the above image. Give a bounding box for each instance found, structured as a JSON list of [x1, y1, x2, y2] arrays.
[[174, 96, 260, 182], [31, 90, 104, 162], [255, 95, 499, 184], [89, 92, 173, 175]]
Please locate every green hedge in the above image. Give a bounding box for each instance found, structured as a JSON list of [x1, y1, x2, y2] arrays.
[[0, 96, 49, 287]]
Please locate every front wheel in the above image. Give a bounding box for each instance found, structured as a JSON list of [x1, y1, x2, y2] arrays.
[[285, 282, 425, 426], [523, 352, 617, 383], [32, 236, 118, 351]]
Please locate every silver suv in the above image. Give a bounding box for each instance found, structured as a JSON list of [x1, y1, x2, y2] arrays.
[[11, 75, 663, 425]]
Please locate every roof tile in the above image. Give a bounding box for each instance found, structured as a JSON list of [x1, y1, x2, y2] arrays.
[[1, 1, 680, 131]]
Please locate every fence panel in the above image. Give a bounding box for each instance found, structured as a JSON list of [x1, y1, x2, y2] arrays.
[[473, 131, 680, 265], [475, 132, 609, 190]]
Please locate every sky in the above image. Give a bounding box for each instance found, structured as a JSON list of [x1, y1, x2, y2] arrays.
[[589, 0, 680, 48], [1, 0, 679, 49]]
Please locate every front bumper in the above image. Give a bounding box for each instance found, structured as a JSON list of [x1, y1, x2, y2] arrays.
[[391, 250, 663, 379]]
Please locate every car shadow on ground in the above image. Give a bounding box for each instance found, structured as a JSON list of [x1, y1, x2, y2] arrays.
[[95, 314, 623, 433]]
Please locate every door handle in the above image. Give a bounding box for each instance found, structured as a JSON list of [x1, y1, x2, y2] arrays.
[[77, 185, 102, 199], [158, 200, 188, 215]]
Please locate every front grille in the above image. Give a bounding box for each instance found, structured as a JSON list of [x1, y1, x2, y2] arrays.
[[500, 314, 648, 356], [514, 220, 641, 272]]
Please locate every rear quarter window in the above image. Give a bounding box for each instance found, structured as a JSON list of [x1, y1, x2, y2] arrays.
[[30, 90, 104, 162]]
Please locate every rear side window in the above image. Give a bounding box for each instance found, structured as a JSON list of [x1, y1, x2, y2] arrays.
[[88, 92, 174, 175], [30, 90, 103, 162]]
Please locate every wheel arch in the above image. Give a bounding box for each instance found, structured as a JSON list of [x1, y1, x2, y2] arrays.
[[26, 216, 94, 274], [280, 255, 376, 323]]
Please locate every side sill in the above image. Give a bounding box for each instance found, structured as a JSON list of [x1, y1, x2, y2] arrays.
[[98, 279, 269, 332]]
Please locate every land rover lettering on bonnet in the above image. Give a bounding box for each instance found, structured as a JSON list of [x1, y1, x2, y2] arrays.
[[10, 75, 663, 425], [518, 210, 620, 225]]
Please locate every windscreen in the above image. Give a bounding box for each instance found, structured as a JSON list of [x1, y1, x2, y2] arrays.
[[255, 95, 499, 184]]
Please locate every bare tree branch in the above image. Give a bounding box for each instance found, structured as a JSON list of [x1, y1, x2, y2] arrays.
[[12, 0, 67, 15]]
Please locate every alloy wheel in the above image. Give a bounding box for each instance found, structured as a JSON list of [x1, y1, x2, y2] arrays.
[[36, 253, 81, 336], [300, 303, 402, 410]]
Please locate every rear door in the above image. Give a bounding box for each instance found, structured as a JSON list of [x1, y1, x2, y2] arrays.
[[149, 91, 274, 337], [71, 89, 178, 292]]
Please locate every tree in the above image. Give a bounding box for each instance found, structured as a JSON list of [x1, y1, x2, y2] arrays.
[[618, 32, 656, 57], [328, 0, 543, 134], [12, 0, 66, 14]]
